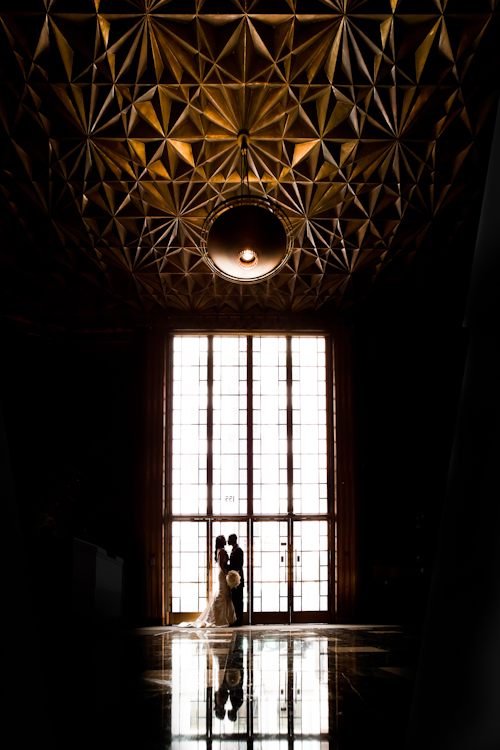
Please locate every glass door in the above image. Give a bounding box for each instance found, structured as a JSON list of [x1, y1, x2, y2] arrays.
[[252, 520, 289, 624], [171, 520, 208, 622], [251, 519, 329, 624], [291, 519, 329, 623]]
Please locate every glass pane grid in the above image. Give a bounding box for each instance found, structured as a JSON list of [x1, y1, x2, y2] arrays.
[[172, 521, 207, 612], [291, 337, 328, 516], [170, 334, 331, 619], [293, 520, 328, 612], [253, 336, 287, 515], [172, 336, 208, 516], [213, 336, 247, 516], [253, 521, 288, 613]]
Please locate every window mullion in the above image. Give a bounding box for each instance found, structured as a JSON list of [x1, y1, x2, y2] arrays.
[[287, 335, 293, 516], [287, 335, 293, 622], [207, 335, 213, 517], [247, 335, 253, 518], [248, 336, 253, 624]]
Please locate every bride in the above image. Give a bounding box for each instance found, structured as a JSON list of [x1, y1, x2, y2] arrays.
[[181, 535, 236, 628]]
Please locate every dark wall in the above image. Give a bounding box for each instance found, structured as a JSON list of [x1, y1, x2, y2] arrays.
[[405, 95, 500, 750], [0, 327, 139, 620], [347, 223, 477, 624], [352, 310, 468, 624]]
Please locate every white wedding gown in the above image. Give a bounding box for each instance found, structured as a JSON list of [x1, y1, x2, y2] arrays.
[[180, 549, 236, 628]]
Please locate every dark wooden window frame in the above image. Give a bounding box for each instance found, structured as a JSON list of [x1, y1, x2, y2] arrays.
[[136, 325, 357, 625]]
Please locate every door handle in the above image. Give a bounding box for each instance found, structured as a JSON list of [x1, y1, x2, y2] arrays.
[[281, 556, 284, 563]]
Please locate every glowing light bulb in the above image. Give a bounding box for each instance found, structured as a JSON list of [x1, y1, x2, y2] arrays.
[[241, 248, 255, 262], [238, 247, 258, 269]]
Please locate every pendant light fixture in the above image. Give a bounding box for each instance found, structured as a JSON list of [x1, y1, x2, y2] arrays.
[[200, 131, 293, 283]]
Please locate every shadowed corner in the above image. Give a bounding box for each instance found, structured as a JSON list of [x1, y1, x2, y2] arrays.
[[405, 96, 500, 750], [1, 400, 55, 746]]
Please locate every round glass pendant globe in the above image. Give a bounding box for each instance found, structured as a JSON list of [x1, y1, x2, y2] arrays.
[[202, 200, 291, 283]]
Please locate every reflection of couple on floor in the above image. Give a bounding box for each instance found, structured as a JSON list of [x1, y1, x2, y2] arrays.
[[213, 632, 245, 722], [193, 533, 244, 628]]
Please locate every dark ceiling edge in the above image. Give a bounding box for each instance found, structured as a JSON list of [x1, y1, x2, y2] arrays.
[[0, 308, 347, 341]]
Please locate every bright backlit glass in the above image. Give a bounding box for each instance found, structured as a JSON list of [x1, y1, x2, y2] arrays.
[[213, 336, 247, 516], [253, 336, 287, 515], [253, 521, 288, 613], [171, 521, 207, 613], [172, 337, 208, 515], [292, 337, 328, 515], [171, 334, 330, 618], [293, 520, 329, 612]]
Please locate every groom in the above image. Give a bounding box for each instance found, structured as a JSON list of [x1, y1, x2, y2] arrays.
[[228, 534, 244, 627]]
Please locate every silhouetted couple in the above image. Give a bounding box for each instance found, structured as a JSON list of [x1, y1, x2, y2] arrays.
[[191, 533, 244, 628], [214, 631, 245, 721]]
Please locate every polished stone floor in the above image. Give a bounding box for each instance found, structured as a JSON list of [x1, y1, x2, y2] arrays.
[[80, 624, 421, 750]]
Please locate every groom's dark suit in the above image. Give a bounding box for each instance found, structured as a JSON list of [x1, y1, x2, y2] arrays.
[[229, 544, 244, 626]]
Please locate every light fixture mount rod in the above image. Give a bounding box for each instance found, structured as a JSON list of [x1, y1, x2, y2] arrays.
[[237, 130, 250, 195], [237, 129, 249, 155]]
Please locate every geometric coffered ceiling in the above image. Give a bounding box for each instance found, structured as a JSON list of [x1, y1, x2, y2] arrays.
[[1, 1, 499, 319]]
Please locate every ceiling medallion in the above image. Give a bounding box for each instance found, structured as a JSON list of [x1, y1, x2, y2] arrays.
[[200, 133, 293, 284]]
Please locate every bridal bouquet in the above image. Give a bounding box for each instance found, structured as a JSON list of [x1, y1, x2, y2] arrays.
[[226, 570, 241, 589]]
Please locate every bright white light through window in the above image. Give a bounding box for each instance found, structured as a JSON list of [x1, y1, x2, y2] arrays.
[[172, 335, 328, 518], [171, 521, 207, 613], [213, 336, 247, 515], [252, 336, 288, 515], [171, 335, 330, 616], [292, 337, 328, 514], [172, 337, 208, 515]]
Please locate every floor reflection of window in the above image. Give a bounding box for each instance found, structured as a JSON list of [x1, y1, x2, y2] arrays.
[[252, 636, 330, 738], [211, 632, 248, 735], [253, 742, 326, 749], [252, 638, 289, 735], [169, 633, 331, 749], [171, 637, 209, 740], [293, 638, 329, 735]]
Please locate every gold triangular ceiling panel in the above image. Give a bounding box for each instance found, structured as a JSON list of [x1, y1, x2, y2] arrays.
[[0, 6, 498, 316]]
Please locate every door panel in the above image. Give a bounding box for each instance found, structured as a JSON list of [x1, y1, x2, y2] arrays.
[[171, 520, 207, 623], [170, 518, 329, 624], [252, 520, 289, 623], [292, 519, 329, 622]]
